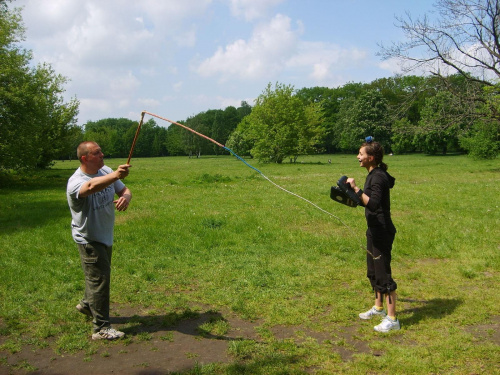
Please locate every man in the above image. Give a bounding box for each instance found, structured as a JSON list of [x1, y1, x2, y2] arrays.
[[67, 141, 132, 340]]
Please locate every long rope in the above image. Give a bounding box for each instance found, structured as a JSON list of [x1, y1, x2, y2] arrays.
[[222, 146, 352, 229], [223, 146, 373, 257], [128, 111, 372, 256]]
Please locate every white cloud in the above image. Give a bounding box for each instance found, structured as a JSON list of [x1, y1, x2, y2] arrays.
[[18, 0, 86, 38], [217, 96, 254, 109], [79, 98, 111, 112], [109, 72, 141, 93], [378, 41, 500, 80], [378, 58, 405, 75], [78, 98, 113, 123], [162, 95, 176, 102], [139, 0, 213, 27], [194, 15, 369, 87], [173, 82, 184, 92], [311, 63, 330, 81], [183, 94, 255, 113], [138, 98, 161, 108], [12, 0, 431, 125], [194, 14, 301, 80], [172, 26, 198, 48], [18, 0, 214, 71], [15, 0, 216, 123], [227, 0, 285, 21], [287, 41, 368, 84]]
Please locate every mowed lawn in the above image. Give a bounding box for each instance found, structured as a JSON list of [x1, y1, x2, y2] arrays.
[[0, 153, 499, 374]]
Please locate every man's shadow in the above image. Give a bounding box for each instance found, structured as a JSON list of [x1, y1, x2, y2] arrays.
[[398, 298, 463, 327], [110, 309, 241, 341]]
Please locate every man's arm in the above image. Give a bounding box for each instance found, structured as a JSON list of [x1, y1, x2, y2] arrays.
[[79, 165, 130, 198]]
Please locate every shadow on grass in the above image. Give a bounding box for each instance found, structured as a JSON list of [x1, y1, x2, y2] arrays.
[[399, 297, 463, 327], [110, 309, 242, 341], [0, 170, 71, 234], [0, 199, 68, 235], [221, 353, 302, 374], [0, 169, 72, 191]]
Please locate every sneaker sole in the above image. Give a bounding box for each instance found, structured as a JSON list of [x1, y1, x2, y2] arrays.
[[374, 323, 401, 332], [374, 327, 400, 332], [92, 334, 124, 340]]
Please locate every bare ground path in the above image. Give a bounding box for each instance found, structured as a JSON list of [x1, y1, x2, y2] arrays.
[[1, 303, 499, 374]]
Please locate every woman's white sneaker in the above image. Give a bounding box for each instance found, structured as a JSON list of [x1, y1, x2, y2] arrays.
[[374, 316, 400, 332], [359, 306, 387, 320]]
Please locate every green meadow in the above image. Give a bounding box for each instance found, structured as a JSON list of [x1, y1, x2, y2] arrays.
[[0, 154, 499, 374]]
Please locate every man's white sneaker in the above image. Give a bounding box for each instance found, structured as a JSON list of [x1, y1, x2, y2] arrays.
[[92, 327, 125, 340], [374, 316, 400, 332], [359, 306, 387, 320]]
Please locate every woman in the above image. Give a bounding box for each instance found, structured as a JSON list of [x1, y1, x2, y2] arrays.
[[347, 137, 400, 332]]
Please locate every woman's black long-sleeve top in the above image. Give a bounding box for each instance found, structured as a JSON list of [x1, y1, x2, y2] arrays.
[[364, 167, 396, 234]]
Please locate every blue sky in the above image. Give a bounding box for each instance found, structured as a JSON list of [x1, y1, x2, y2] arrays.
[[14, 0, 436, 127]]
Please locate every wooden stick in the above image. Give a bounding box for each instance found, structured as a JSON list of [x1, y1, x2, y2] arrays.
[[127, 111, 145, 164]]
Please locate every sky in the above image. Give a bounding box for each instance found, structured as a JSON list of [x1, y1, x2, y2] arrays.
[[13, 0, 437, 127]]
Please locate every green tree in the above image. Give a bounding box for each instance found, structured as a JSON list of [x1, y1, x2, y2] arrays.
[[222, 106, 240, 140], [379, 0, 500, 159], [84, 118, 137, 158], [122, 119, 160, 158], [225, 102, 253, 155], [84, 127, 120, 158], [165, 124, 185, 156], [415, 90, 473, 154], [225, 129, 253, 157], [336, 90, 391, 152], [368, 75, 429, 125], [391, 118, 416, 154], [236, 101, 252, 119], [0, 4, 79, 169], [459, 85, 500, 158], [296, 86, 336, 153], [151, 127, 168, 157], [297, 83, 368, 153], [183, 114, 212, 158], [235, 82, 324, 163], [210, 110, 224, 154]]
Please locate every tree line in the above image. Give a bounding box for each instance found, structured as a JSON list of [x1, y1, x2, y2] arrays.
[[74, 103, 252, 160], [1, 0, 499, 170], [64, 74, 498, 164]]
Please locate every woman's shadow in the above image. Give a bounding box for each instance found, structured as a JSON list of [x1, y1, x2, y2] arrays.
[[398, 298, 463, 327]]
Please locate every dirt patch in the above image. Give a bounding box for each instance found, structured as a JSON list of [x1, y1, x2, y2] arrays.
[[2, 302, 498, 374], [465, 315, 500, 346], [270, 324, 373, 361], [0, 303, 376, 374]]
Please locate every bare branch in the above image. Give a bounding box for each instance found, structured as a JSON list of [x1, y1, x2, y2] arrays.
[[378, 0, 500, 85]]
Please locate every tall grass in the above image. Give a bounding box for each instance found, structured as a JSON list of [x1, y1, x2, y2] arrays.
[[0, 154, 498, 373]]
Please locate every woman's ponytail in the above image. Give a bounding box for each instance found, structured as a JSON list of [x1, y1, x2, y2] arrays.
[[362, 138, 387, 170]]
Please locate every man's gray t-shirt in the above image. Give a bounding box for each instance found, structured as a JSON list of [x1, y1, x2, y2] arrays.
[[67, 166, 125, 247]]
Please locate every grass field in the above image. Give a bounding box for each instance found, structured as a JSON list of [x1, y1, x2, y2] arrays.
[[0, 153, 499, 374]]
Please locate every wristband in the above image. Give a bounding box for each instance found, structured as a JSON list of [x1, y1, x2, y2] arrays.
[[357, 189, 363, 198]]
